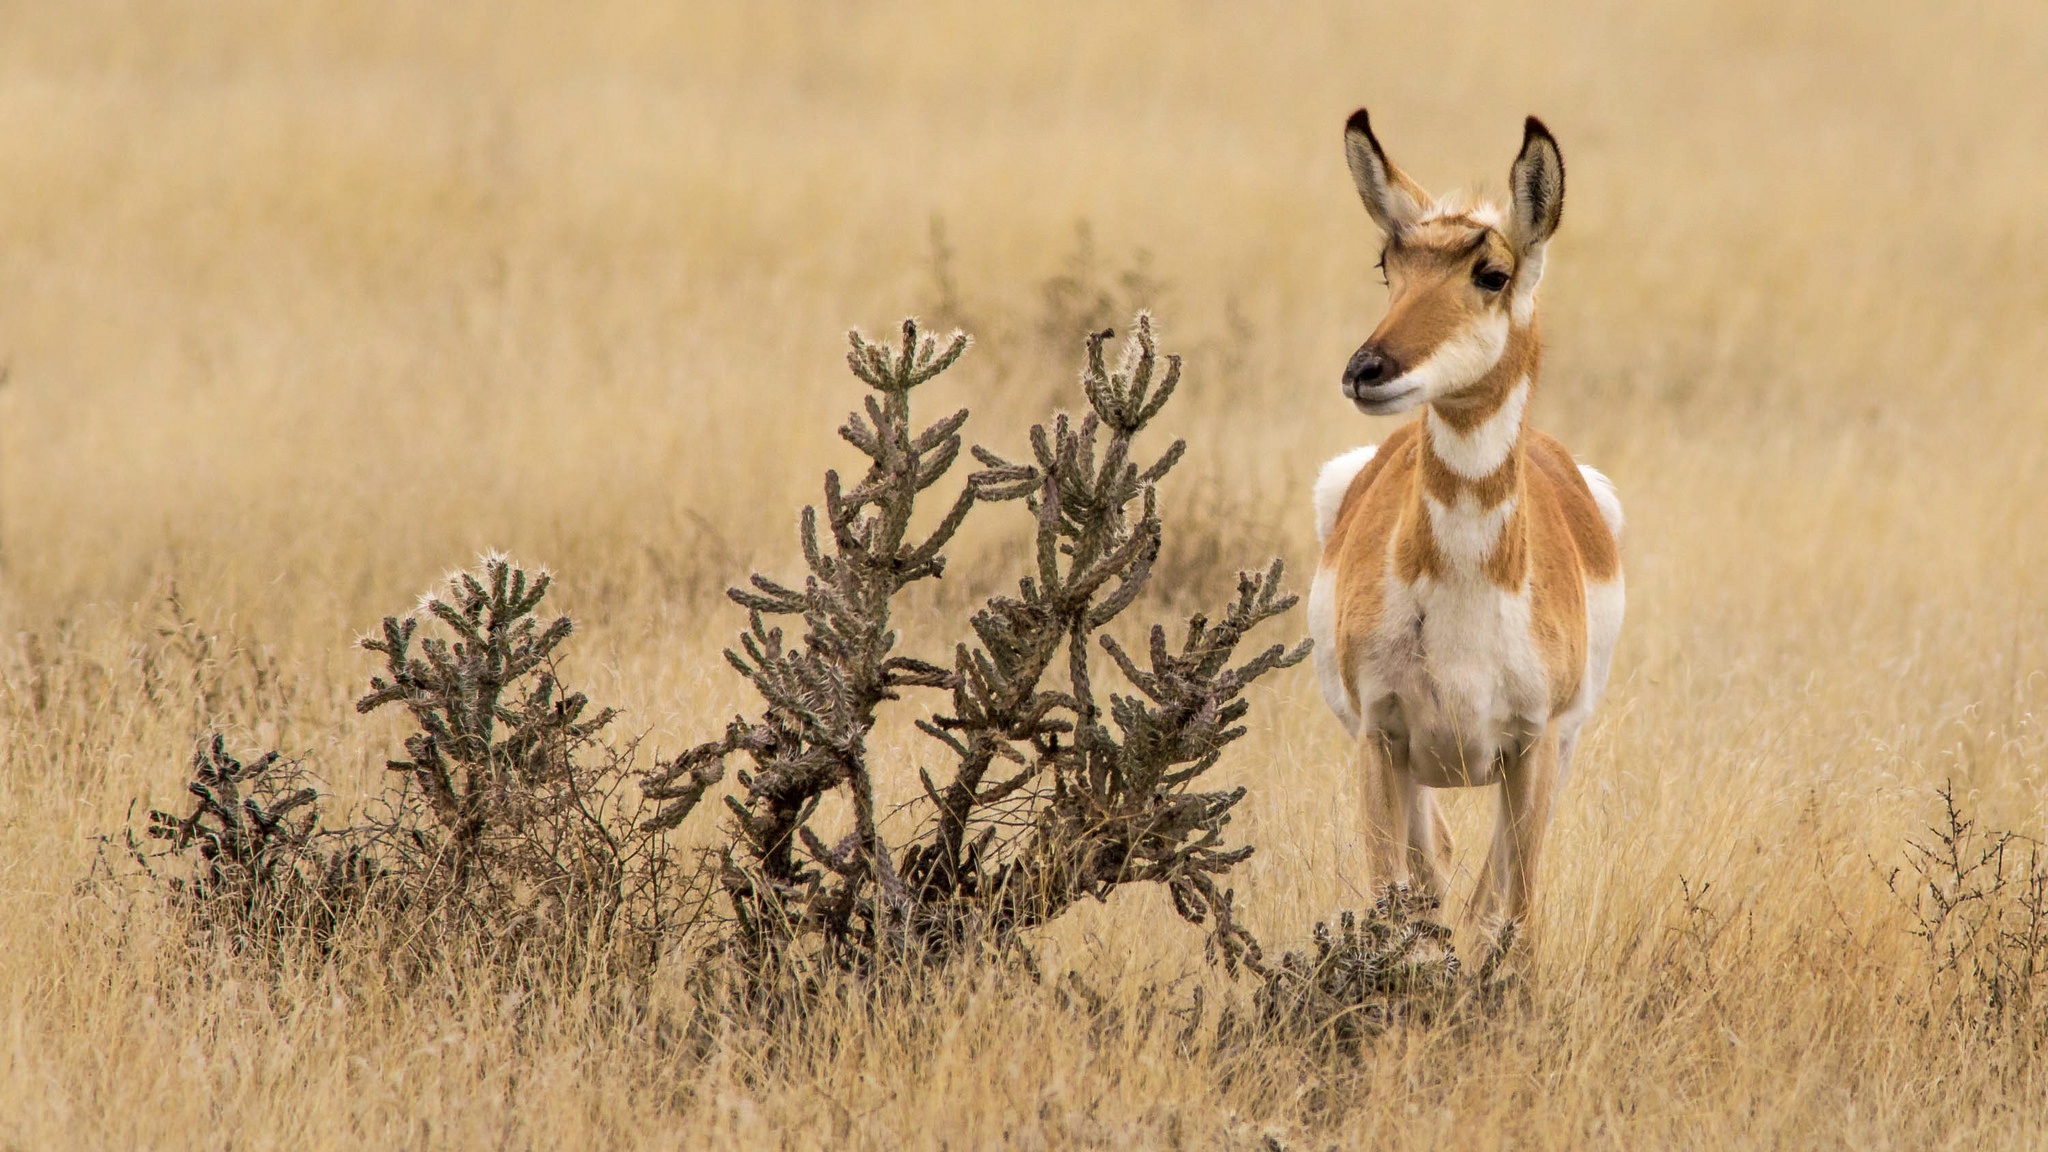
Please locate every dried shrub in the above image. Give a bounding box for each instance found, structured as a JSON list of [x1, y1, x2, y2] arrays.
[[643, 314, 1305, 1003], [1889, 783, 2048, 1073]]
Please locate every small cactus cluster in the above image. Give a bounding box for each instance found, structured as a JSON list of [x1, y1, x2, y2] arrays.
[[142, 734, 375, 956], [351, 558, 687, 969], [1249, 886, 1489, 1052], [143, 559, 692, 973], [355, 561, 613, 863]]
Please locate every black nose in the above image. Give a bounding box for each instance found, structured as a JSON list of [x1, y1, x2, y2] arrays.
[[1343, 345, 1399, 395]]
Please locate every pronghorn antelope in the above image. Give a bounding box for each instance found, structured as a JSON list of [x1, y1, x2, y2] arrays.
[[1309, 109, 1624, 937]]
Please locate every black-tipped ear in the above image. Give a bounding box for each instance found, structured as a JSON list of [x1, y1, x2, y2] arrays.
[[1508, 116, 1565, 248], [1344, 108, 1430, 236]]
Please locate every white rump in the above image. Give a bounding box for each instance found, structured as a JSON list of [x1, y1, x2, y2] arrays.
[[1578, 464, 1624, 540], [1314, 445, 1379, 543]]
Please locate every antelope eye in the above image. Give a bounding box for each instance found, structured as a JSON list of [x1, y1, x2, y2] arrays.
[[1474, 266, 1511, 293]]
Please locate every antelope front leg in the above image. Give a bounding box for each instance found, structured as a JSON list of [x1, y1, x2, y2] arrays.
[[1470, 722, 1562, 940], [1356, 731, 1417, 897], [1408, 786, 1455, 906]]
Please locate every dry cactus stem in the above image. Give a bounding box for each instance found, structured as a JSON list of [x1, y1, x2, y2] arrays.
[[645, 314, 1308, 991], [641, 319, 975, 979], [357, 560, 606, 860], [906, 319, 1306, 971]]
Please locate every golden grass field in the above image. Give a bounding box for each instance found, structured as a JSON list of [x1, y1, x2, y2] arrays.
[[4, 1, 2048, 1147]]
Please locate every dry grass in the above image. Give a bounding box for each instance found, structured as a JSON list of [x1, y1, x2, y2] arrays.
[[4, 0, 2048, 1147]]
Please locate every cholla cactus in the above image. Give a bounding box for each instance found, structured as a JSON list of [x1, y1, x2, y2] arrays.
[[644, 321, 975, 971], [357, 559, 614, 866], [649, 314, 1308, 988], [139, 558, 697, 973], [1249, 886, 1471, 1052], [906, 319, 1307, 969], [143, 734, 375, 955], [355, 556, 681, 967]]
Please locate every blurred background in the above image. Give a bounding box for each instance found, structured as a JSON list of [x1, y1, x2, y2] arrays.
[[4, 2, 2041, 635]]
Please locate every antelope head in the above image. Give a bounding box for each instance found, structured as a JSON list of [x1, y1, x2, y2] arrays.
[[1339, 109, 1564, 416]]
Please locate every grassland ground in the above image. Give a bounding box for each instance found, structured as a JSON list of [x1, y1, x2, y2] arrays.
[[2, 1, 2047, 1147]]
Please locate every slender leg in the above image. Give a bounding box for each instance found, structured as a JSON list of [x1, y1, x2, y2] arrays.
[[1555, 731, 1580, 793], [1357, 732, 1414, 895], [1470, 722, 1562, 938], [1467, 786, 1511, 933], [1406, 786, 1455, 905]]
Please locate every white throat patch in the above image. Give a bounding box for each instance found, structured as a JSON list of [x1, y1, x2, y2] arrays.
[[1425, 377, 1530, 480]]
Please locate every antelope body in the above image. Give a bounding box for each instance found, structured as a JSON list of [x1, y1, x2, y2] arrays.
[[1308, 110, 1624, 935]]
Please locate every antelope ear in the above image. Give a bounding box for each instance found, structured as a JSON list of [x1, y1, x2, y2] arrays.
[[1508, 116, 1565, 249], [1344, 109, 1431, 236]]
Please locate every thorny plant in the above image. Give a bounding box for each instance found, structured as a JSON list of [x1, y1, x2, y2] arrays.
[[138, 560, 702, 977], [356, 562, 598, 866], [642, 314, 1308, 1001], [135, 734, 376, 960], [1243, 886, 1505, 1054], [128, 313, 1505, 1041], [1887, 782, 2048, 1072], [352, 559, 696, 972]]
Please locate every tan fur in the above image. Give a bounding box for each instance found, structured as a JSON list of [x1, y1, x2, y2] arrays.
[[1327, 397, 1601, 704], [1318, 111, 1623, 943], [1527, 434, 1621, 583], [1361, 219, 1517, 375], [1328, 421, 1419, 708]]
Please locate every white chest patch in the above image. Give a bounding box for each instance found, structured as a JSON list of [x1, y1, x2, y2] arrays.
[[1423, 491, 1517, 570], [1424, 378, 1529, 480], [1369, 567, 1548, 787]]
